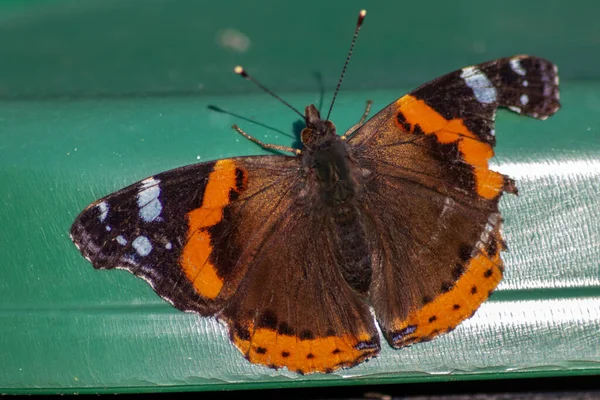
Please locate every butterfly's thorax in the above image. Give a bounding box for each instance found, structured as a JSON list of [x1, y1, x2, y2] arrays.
[[300, 104, 363, 206], [305, 138, 358, 205]]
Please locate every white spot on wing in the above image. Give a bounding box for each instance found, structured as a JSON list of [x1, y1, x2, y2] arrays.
[[460, 66, 497, 104], [96, 201, 109, 222], [509, 106, 522, 113], [522, 80, 529, 87], [132, 236, 152, 257], [137, 177, 162, 222], [165, 242, 172, 250], [116, 235, 127, 246], [510, 58, 527, 76], [520, 94, 529, 105]]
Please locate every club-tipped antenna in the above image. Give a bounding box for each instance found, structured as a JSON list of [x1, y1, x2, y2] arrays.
[[234, 66, 304, 120], [326, 9, 366, 122]]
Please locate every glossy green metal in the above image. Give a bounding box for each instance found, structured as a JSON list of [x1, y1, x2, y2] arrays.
[[1, 0, 599, 394]]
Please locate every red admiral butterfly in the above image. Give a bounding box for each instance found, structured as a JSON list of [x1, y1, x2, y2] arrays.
[[71, 10, 560, 374]]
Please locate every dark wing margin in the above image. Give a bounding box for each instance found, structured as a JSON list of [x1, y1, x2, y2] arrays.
[[348, 55, 560, 347]]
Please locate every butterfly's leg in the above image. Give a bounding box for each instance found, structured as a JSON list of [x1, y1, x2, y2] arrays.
[[232, 124, 301, 155], [341, 100, 373, 140]]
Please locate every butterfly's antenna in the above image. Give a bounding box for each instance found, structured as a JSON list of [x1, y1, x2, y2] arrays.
[[234, 66, 305, 120], [325, 9, 367, 122]]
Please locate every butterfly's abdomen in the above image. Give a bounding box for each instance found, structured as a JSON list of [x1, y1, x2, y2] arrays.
[[331, 204, 372, 294]]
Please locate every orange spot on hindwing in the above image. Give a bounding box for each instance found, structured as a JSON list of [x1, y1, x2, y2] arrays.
[[231, 323, 379, 374], [180, 159, 247, 300], [396, 95, 505, 200]]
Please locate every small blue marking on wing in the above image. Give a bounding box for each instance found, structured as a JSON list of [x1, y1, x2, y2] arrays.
[[96, 201, 109, 222], [137, 177, 163, 223], [460, 66, 497, 104], [132, 235, 152, 257]]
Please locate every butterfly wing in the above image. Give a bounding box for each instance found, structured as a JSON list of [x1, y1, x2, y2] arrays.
[[70, 155, 379, 373], [70, 156, 298, 314], [348, 55, 560, 347]]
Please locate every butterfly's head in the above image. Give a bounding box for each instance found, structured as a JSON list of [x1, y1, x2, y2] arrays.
[[301, 104, 338, 148]]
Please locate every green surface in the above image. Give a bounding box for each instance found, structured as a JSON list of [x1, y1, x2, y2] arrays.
[[1, 0, 599, 98], [1, 0, 600, 394]]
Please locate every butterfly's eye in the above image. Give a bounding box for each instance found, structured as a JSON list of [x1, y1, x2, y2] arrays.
[[301, 127, 316, 145]]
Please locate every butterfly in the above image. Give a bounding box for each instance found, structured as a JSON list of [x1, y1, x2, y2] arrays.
[[70, 10, 561, 374]]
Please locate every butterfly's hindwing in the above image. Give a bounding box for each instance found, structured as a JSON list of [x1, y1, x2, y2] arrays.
[[221, 206, 380, 374]]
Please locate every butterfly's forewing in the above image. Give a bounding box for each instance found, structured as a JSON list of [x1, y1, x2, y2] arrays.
[[70, 154, 380, 373], [349, 55, 560, 347], [71, 156, 302, 313]]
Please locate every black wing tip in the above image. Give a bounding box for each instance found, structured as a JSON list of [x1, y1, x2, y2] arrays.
[[502, 55, 561, 120], [69, 219, 101, 269], [69, 204, 118, 270]]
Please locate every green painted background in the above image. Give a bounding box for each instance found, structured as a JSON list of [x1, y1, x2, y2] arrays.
[[1, 0, 599, 394]]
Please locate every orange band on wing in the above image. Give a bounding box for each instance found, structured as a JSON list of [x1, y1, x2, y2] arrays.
[[232, 325, 378, 374], [390, 230, 504, 347], [397, 95, 504, 199], [180, 159, 246, 300]]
